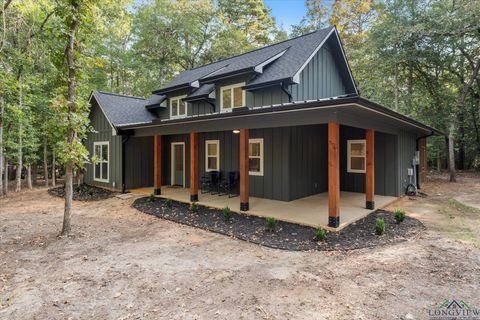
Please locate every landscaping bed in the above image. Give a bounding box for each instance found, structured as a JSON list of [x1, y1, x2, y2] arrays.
[[132, 197, 425, 251], [48, 184, 115, 201]]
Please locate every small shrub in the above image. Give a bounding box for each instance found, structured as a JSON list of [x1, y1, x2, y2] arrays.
[[164, 198, 173, 208], [375, 218, 385, 235], [148, 193, 156, 202], [190, 202, 199, 213], [394, 208, 406, 223], [314, 228, 327, 241], [265, 217, 277, 232], [223, 206, 231, 220]]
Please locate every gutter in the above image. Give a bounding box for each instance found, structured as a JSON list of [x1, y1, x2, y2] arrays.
[[415, 131, 436, 189]]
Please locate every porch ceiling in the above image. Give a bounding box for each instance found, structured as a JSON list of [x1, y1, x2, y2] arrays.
[[131, 187, 397, 231]]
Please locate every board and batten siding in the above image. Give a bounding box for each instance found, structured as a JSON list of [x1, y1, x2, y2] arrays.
[[84, 101, 122, 190], [124, 136, 154, 189], [397, 130, 418, 194]]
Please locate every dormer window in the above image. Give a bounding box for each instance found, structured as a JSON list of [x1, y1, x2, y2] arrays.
[[220, 83, 245, 111], [170, 95, 187, 119]]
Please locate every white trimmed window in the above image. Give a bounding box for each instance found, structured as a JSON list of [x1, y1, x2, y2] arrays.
[[93, 141, 109, 182], [170, 95, 187, 119], [249, 138, 263, 176], [347, 140, 366, 173], [220, 83, 245, 111], [205, 140, 220, 172]]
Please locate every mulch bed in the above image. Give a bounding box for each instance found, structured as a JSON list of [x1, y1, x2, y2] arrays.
[[48, 184, 115, 201], [132, 197, 425, 251]]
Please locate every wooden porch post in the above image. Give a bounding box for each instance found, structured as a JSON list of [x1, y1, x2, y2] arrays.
[[190, 132, 199, 202], [365, 129, 375, 209], [328, 122, 340, 228], [240, 128, 249, 211], [154, 135, 162, 195]]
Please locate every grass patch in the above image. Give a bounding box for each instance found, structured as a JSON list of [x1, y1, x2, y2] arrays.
[[447, 199, 480, 214]]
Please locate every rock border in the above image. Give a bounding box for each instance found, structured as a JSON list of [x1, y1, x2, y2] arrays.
[[132, 197, 425, 251]]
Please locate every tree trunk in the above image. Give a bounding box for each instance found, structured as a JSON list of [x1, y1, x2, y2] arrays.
[[27, 164, 32, 189], [0, 95, 4, 196], [448, 122, 456, 182], [436, 153, 442, 172], [15, 81, 23, 192], [3, 157, 8, 195], [32, 164, 37, 186], [458, 111, 465, 170], [61, 0, 80, 236], [43, 138, 49, 187], [52, 149, 56, 187]]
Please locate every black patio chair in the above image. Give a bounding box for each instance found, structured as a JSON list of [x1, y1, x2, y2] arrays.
[[200, 171, 220, 194], [219, 171, 239, 198]]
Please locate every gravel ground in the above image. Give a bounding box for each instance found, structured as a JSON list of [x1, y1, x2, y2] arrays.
[[133, 197, 424, 251], [0, 173, 479, 319]]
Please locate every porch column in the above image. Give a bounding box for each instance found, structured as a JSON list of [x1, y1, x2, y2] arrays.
[[365, 129, 375, 209], [190, 132, 199, 202], [154, 135, 162, 195], [328, 122, 340, 228], [239, 128, 249, 211]]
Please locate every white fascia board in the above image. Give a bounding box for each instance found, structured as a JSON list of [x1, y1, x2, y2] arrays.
[[332, 29, 359, 94], [254, 49, 288, 73], [292, 27, 336, 84]]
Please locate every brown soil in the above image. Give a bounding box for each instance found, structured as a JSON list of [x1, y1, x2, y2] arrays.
[[1, 173, 479, 319]]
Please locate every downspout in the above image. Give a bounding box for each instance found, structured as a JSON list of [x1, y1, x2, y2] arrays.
[[415, 131, 435, 189], [121, 134, 130, 193]]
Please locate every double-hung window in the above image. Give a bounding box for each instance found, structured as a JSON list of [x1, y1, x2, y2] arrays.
[[249, 138, 263, 176], [93, 141, 109, 182], [170, 95, 187, 119], [205, 140, 220, 172], [347, 140, 366, 173], [220, 83, 245, 111]]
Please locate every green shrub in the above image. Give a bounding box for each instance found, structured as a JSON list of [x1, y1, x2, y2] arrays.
[[190, 202, 198, 213], [375, 218, 385, 235], [148, 193, 156, 202], [222, 206, 231, 220], [394, 208, 406, 223], [314, 228, 327, 241], [164, 198, 173, 208], [265, 217, 277, 232]]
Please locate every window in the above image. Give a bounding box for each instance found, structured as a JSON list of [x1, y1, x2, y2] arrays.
[[347, 140, 366, 173], [93, 142, 109, 182], [205, 140, 220, 172], [249, 138, 263, 176], [170, 95, 187, 118], [220, 83, 245, 111]]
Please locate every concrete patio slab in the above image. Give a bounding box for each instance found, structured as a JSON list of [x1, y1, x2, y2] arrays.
[[131, 186, 398, 231]]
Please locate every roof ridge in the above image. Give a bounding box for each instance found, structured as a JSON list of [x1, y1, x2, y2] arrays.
[[96, 91, 146, 100], [182, 26, 334, 73]]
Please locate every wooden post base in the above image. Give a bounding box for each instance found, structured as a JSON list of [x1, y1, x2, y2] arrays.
[[190, 194, 198, 202], [328, 216, 340, 228], [240, 202, 249, 211], [366, 201, 375, 210], [154, 188, 161, 195]]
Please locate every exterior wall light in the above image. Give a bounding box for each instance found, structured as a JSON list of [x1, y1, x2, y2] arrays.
[[232, 129, 240, 134]]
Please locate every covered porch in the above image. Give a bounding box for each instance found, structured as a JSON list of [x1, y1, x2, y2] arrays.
[[132, 186, 397, 231]]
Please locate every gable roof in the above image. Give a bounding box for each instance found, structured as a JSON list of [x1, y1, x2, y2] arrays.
[[154, 26, 355, 94], [184, 83, 215, 101], [89, 91, 157, 129]]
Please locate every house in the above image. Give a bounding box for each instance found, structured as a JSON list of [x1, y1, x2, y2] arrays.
[[85, 26, 441, 229]]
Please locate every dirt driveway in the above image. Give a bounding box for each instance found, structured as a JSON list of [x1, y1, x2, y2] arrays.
[[1, 173, 479, 320]]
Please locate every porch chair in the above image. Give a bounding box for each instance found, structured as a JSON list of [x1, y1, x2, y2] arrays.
[[200, 171, 220, 194], [219, 171, 239, 198]]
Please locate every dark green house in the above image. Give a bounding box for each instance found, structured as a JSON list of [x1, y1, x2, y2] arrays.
[[85, 27, 440, 228]]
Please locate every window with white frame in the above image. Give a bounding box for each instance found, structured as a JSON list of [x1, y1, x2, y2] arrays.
[[220, 83, 245, 111], [170, 95, 187, 118], [205, 140, 220, 172], [249, 138, 263, 176], [347, 140, 366, 173], [93, 141, 109, 182]]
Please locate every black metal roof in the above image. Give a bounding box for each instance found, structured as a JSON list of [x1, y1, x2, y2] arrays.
[[154, 27, 335, 94], [90, 91, 157, 128]]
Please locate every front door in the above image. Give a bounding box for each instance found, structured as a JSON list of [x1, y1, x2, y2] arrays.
[[172, 143, 184, 186]]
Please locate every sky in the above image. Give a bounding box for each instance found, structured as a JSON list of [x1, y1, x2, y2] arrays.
[[263, 0, 307, 32]]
